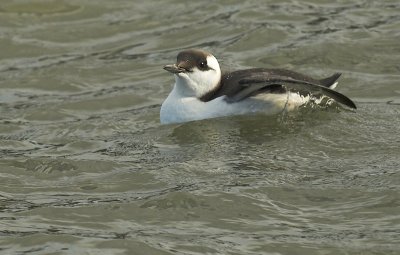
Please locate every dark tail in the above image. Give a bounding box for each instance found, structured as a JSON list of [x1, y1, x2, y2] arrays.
[[319, 73, 341, 88]]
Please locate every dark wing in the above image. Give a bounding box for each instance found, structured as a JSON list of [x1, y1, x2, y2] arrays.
[[202, 68, 356, 109]]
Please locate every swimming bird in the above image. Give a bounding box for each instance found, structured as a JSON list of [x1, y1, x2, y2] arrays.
[[160, 49, 356, 124]]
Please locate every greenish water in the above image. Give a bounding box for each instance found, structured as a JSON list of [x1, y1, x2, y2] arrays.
[[0, 0, 399, 254]]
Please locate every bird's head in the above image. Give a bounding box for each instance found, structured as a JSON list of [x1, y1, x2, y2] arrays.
[[164, 49, 221, 98]]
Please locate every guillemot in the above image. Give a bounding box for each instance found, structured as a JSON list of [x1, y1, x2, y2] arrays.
[[160, 49, 356, 124]]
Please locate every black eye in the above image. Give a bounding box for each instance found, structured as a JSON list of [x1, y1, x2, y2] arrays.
[[199, 61, 207, 68]]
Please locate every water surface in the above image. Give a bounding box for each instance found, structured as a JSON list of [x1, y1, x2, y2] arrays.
[[0, 0, 399, 254]]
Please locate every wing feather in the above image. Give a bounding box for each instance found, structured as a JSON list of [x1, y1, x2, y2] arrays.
[[239, 74, 356, 109], [201, 68, 356, 109]]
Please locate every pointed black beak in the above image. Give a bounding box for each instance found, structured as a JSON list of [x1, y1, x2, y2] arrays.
[[163, 64, 186, 74]]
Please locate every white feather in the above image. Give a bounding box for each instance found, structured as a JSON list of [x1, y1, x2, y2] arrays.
[[160, 87, 308, 124]]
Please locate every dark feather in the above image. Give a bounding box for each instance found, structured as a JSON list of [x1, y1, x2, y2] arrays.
[[200, 68, 356, 109], [319, 73, 341, 87]]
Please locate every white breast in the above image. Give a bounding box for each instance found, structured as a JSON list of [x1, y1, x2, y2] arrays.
[[160, 86, 228, 124]]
